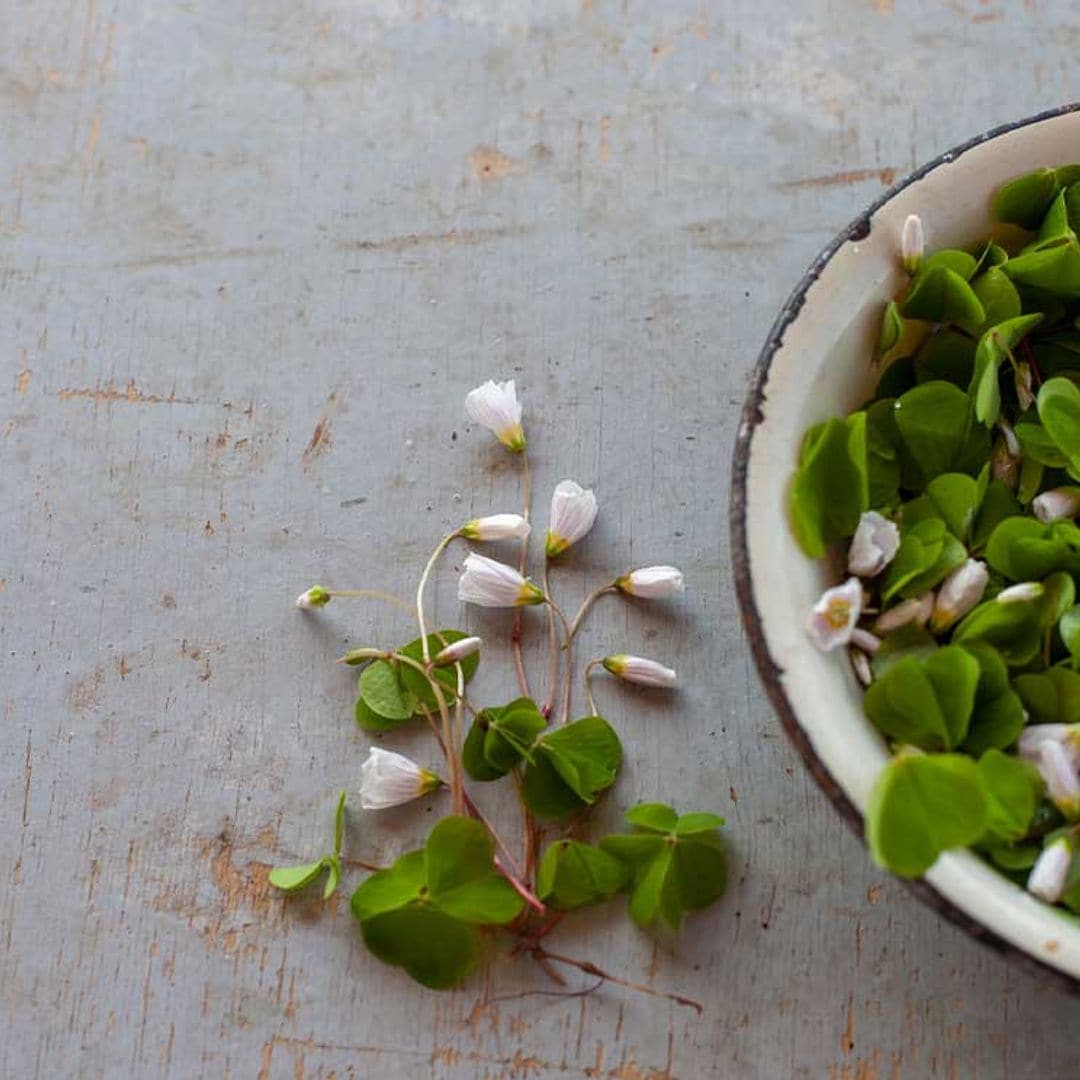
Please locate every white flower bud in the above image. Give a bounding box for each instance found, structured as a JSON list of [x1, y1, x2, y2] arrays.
[[1033, 487, 1080, 524], [806, 578, 863, 652], [434, 635, 482, 666], [458, 552, 545, 608], [465, 379, 525, 452], [901, 214, 924, 274], [1027, 838, 1074, 905], [296, 586, 331, 609], [850, 648, 873, 687], [615, 566, 685, 598], [460, 514, 530, 541], [930, 559, 989, 633], [847, 511, 900, 578], [359, 748, 442, 810], [1019, 725, 1080, 820], [1015, 362, 1035, 411], [602, 654, 677, 688], [872, 593, 934, 635], [997, 582, 1043, 604], [850, 628, 881, 654], [545, 480, 598, 557]]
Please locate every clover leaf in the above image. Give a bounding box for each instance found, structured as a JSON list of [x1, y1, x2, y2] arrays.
[[1037, 376, 1080, 479], [899, 265, 985, 334], [881, 517, 966, 602], [866, 751, 989, 878], [521, 715, 622, 819], [893, 381, 987, 485], [993, 167, 1060, 228], [350, 816, 524, 989], [875, 301, 904, 359], [913, 329, 975, 388], [462, 697, 546, 781], [1004, 238, 1080, 299], [971, 267, 1022, 331], [1013, 667, 1080, 724], [863, 645, 979, 751], [536, 839, 630, 910], [269, 791, 347, 900], [600, 804, 727, 931], [398, 630, 480, 712], [789, 415, 868, 557], [985, 516, 1080, 580], [968, 314, 1043, 426], [1060, 604, 1080, 666], [958, 642, 1026, 756], [977, 749, 1042, 844]]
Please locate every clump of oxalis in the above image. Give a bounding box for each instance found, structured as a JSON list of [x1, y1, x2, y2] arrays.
[[274, 379, 726, 1000], [794, 165, 1080, 909]]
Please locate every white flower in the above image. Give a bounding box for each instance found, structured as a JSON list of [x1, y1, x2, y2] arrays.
[[296, 586, 330, 609], [602, 654, 677, 688], [1033, 487, 1080, 524], [806, 578, 863, 652], [460, 514, 530, 541], [545, 480, 598, 557], [465, 379, 525, 452], [873, 593, 934, 635], [847, 511, 900, 577], [359, 748, 442, 810], [1019, 725, 1080, 820], [901, 213, 924, 274], [997, 582, 1043, 604], [434, 635, 482, 666], [615, 566, 685, 598], [930, 559, 989, 633], [458, 552, 544, 607], [1027, 838, 1074, 905]]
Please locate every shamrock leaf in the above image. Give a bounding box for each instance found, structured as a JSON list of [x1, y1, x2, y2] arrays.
[[863, 645, 980, 751], [924, 470, 987, 544], [881, 517, 966, 602], [899, 265, 985, 334], [270, 791, 347, 899], [866, 751, 989, 878], [985, 516, 1080, 580], [953, 582, 1049, 667], [971, 267, 1022, 331], [875, 301, 904, 359], [971, 481, 1022, 550], [521, 716, 622, 819], [600, 804, 727, 931], [1013, 667, 1080, 724], [788, 415, 868, 557], [968, 314, 1043, 426], [462, 698, 546, 781], [1060, 604, 1080, 666], [893, 381, 988, 485], [992, 167, 1060, 228], [1037, 376, 1080, 479], [913, 329, 975, 388], [1004, 237, 1080, 299], [958, 642, 1026, 756], [356, 659, 417, 731], [349, 817, 524, 989], [977, 749, 1042, 844], [536, 840, 630, 910]]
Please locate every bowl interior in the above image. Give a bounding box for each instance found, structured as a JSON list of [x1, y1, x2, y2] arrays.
[[738, 106, 1080, 983]]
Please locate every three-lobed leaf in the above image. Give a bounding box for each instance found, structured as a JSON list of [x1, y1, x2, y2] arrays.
[[536, 839, 630, 910]]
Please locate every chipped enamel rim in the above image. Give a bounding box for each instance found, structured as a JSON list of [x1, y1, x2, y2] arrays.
[[732, 104, 1080, 990]]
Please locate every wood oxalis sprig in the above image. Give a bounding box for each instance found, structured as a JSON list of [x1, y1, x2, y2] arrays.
[[274, 379, 727, 999]]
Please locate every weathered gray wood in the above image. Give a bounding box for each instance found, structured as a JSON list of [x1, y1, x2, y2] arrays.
[[2, 1, 1078, 1076]]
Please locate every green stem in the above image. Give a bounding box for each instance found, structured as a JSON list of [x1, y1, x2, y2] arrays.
[[566, 584, 617, 640], [541, 563, 559, 717], [511, 451, 533, 698], [416, 532, 461, 663], [543, 597, 573, 723]]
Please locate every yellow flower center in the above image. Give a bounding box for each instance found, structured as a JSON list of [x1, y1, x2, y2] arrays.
[[824, 598, 851, 630]]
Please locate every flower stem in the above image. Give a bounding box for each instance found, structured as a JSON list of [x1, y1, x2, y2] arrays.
[[583, 658, 602, 717], [325, 589, 414, 617], [543, 596, 573, 723], [416, 531, 460, 663], [541, 563, 559, 718], [390, 652, 463, 813], [495, 856, 546, 914], [511, 451, 533, 699], [566, 584, 617, 640]]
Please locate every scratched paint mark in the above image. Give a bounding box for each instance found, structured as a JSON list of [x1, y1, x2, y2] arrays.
[[775, 166, 899, 190], [867, 884, 884, 905], [16, 369, 31, 393], [82, 112, 102, 179], [469, 146, 518, 182], [67, 665, 105, 713], [57, 380, 196, 405], [337, 224, 525, 254], [302, 391, 341, 468], [598, 115, 612, 164], [22, 734, 31, 826], [842, 993, 855, 1054]]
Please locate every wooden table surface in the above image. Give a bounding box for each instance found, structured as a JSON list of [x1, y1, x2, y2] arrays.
[[3, 2, 1078, 1077]]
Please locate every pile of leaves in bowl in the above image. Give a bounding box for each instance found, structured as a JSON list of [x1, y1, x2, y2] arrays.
[[791, 165, 1080, 908]]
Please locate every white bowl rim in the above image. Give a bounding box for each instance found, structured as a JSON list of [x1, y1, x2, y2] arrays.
[[731, 102, 1080, 993]]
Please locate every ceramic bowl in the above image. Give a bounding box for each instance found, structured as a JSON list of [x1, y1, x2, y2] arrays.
[[731, 104, 1080, 988]]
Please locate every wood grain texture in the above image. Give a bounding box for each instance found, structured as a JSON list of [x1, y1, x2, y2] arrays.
[[1, 1, 1078, 1076]]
